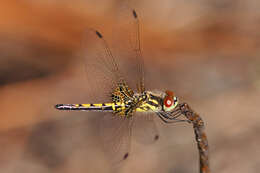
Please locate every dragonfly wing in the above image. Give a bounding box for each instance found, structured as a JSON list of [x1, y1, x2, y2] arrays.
[[100, 113, 133, 165], [112, 7, 146, 93], [77, 9, 150, 166], [79, 29, 135, 165], [79, 29, 128, 103], [132, 112, 160, 144]]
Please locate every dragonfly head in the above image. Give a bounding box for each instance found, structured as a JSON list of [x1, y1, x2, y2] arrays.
[[163, 90, 178, 112]]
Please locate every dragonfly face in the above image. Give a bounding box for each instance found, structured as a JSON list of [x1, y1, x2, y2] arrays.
[[55, 9, 185, 166], [162, 90, 179, 112]]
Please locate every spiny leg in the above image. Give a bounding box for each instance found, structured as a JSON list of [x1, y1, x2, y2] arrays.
[[160, 107, 183, 120], [165, 110, 182, 119], [157, 112, 190, 123]]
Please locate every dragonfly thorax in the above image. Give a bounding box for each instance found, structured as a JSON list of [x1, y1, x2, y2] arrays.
[[135, 90, 179, 113], [134, 91, 163, 113]]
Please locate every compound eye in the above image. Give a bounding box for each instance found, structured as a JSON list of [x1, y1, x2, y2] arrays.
[[164, 97, 173, 107]]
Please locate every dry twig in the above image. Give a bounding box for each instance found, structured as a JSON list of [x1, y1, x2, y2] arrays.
[[179, 103, 210, 173]]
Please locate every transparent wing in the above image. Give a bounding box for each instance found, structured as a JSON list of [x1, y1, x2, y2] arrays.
[[79, 29, 134, 165], [80, 29, 124, 103], [132, 112, 160, 144], [100, 114, 133, 165], [100, 112, 159, 165], [110, 6, 161, 145], [112, 7, 145, 93], [77, 8, 151, 166]]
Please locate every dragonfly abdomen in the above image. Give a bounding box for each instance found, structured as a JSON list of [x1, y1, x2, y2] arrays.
[[55, 103, 126, 112]]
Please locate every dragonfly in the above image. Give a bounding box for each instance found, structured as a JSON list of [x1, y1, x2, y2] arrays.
[[55, 9, 188, 165]]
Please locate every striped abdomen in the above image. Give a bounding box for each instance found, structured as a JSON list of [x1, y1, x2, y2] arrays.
[[55, 103, 127, 112]]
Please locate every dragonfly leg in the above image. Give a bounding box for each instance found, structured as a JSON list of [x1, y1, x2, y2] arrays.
[[157, 112, 190, 123]]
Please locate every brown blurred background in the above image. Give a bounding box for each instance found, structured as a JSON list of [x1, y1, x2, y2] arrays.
[[0, 0, 260, 173]]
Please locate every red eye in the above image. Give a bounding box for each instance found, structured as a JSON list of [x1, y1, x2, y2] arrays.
[[164, 97, 173, 107]]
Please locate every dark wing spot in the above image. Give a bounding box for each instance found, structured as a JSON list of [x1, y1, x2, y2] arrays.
[[154, 134, 159, 141], [95, 30, 103, 38], [123, 153, 129, 160], [132, 9, 137, 18]]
